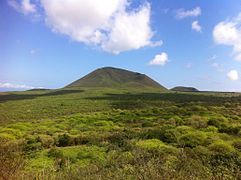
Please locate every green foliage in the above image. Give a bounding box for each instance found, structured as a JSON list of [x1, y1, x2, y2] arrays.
[[179, 132, 206, 148], [171, 86, 199, 92], [136, 139, 166, 150], [186, 115, 207, 129], [47, 147, 63, 158], [218, 124, 240, 135], [0, 139, 25, 180], [207, 118, 221, 127], [66, 67, 166, 89], [23, 136, 42, 152], [208, 141, 235, 154], [1, 88, 241, 179], [233, 140, 241, 151], [57, 134, 71, 147]]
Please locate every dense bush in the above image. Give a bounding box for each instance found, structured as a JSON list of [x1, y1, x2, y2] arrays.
[[208, 141, 235, 154], [107, 132, 130, 149], [207, 118, 221, 128], [142, 125, 179, 144], [179, 132, 206, 148], [57, 134, 71, 147], [48, 147, 63, 158], [218, 124, 240, 135], [186, 115, 207, 129], [233, 140, 241, 151], [23, 136, 42, 152]]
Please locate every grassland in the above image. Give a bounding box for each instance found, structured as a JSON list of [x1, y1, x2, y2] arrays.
[[0, 88, 241, 179]]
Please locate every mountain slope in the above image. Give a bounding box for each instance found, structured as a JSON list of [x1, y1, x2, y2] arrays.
[[66, 67, 166, 90]]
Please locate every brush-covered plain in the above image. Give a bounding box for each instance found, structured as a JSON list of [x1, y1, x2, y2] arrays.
[[0, 88, 241, 179]]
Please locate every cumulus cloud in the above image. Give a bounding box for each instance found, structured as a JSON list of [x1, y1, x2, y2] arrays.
[[227, 70, 239, 81], [8, 0, 36, 15], [149, 52, 168, 66], [192, 21, 202, 32], [8, 0, 160, 54], [0, 82, 40, 89], [213, 13, 241, 61], [235, 53, 241, 61], [39, 0, 159, 54], [176, 7, 201, 19]]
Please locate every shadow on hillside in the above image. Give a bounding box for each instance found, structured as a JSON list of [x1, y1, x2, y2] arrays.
[[0, 90, 84, 103], [86, 92, 241, 109]]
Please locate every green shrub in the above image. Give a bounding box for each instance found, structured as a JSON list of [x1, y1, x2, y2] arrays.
[[203, 126, 218, 132], [143, 125, 177, 142], [179, 132, 206, 148], [218, 124, 240, 135], [141, 121, 153, 127], [57, 134, 71, 147], [160, 128, 180, 144], [38, 135, 54, 148], [72, 135, 89, 145], [190, 105, 207, 112], [136, 139, 166, 150], [171, 115, 184, 126], [108, 132, 128, 147], [208, 141, 235, 154], [176, 126, 194, 134], [106, 150, 134, 168], [0, 128, 23, 138], [186, 115, 207, 129], [143, 129, 162, 139], [48, 147, 63, 158], [0, 133, 16, 140], [207, 117, 227, 128], [232, 140, 241, 151], [23, 136, 42, 152]]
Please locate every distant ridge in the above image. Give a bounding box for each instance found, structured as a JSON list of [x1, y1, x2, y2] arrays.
[[27, 88, 50, 91], [66, 67, 166, 90], [171, 86, 199, 92]]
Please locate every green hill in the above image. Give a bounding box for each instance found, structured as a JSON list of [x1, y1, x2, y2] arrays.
[[66, 67, 166, 90], [171, 86, 199, 92]]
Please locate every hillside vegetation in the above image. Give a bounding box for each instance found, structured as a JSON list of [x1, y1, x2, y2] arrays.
[[66, 67, 166, 89], [0, 87, 241, 179], [171, 86, 199, 92]]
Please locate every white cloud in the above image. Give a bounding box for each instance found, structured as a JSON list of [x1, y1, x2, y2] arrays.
[[227, 70, 239, 81], [39, 0, 159, 54], [8, 0, 160, 54], [192, 21, 202, 32], [0, 82, 40, 89], [176, 7, 201, 19], [149, 52, 168, 66], [234, 52, 241, 61], [213, 13, 241, 61], [8, 0, 36, 15]]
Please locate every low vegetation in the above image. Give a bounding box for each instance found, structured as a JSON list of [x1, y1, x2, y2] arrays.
[[0, 87, 241, 179]]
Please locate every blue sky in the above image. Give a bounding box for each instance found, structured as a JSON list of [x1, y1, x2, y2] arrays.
[[1, 0, 241, 91]]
